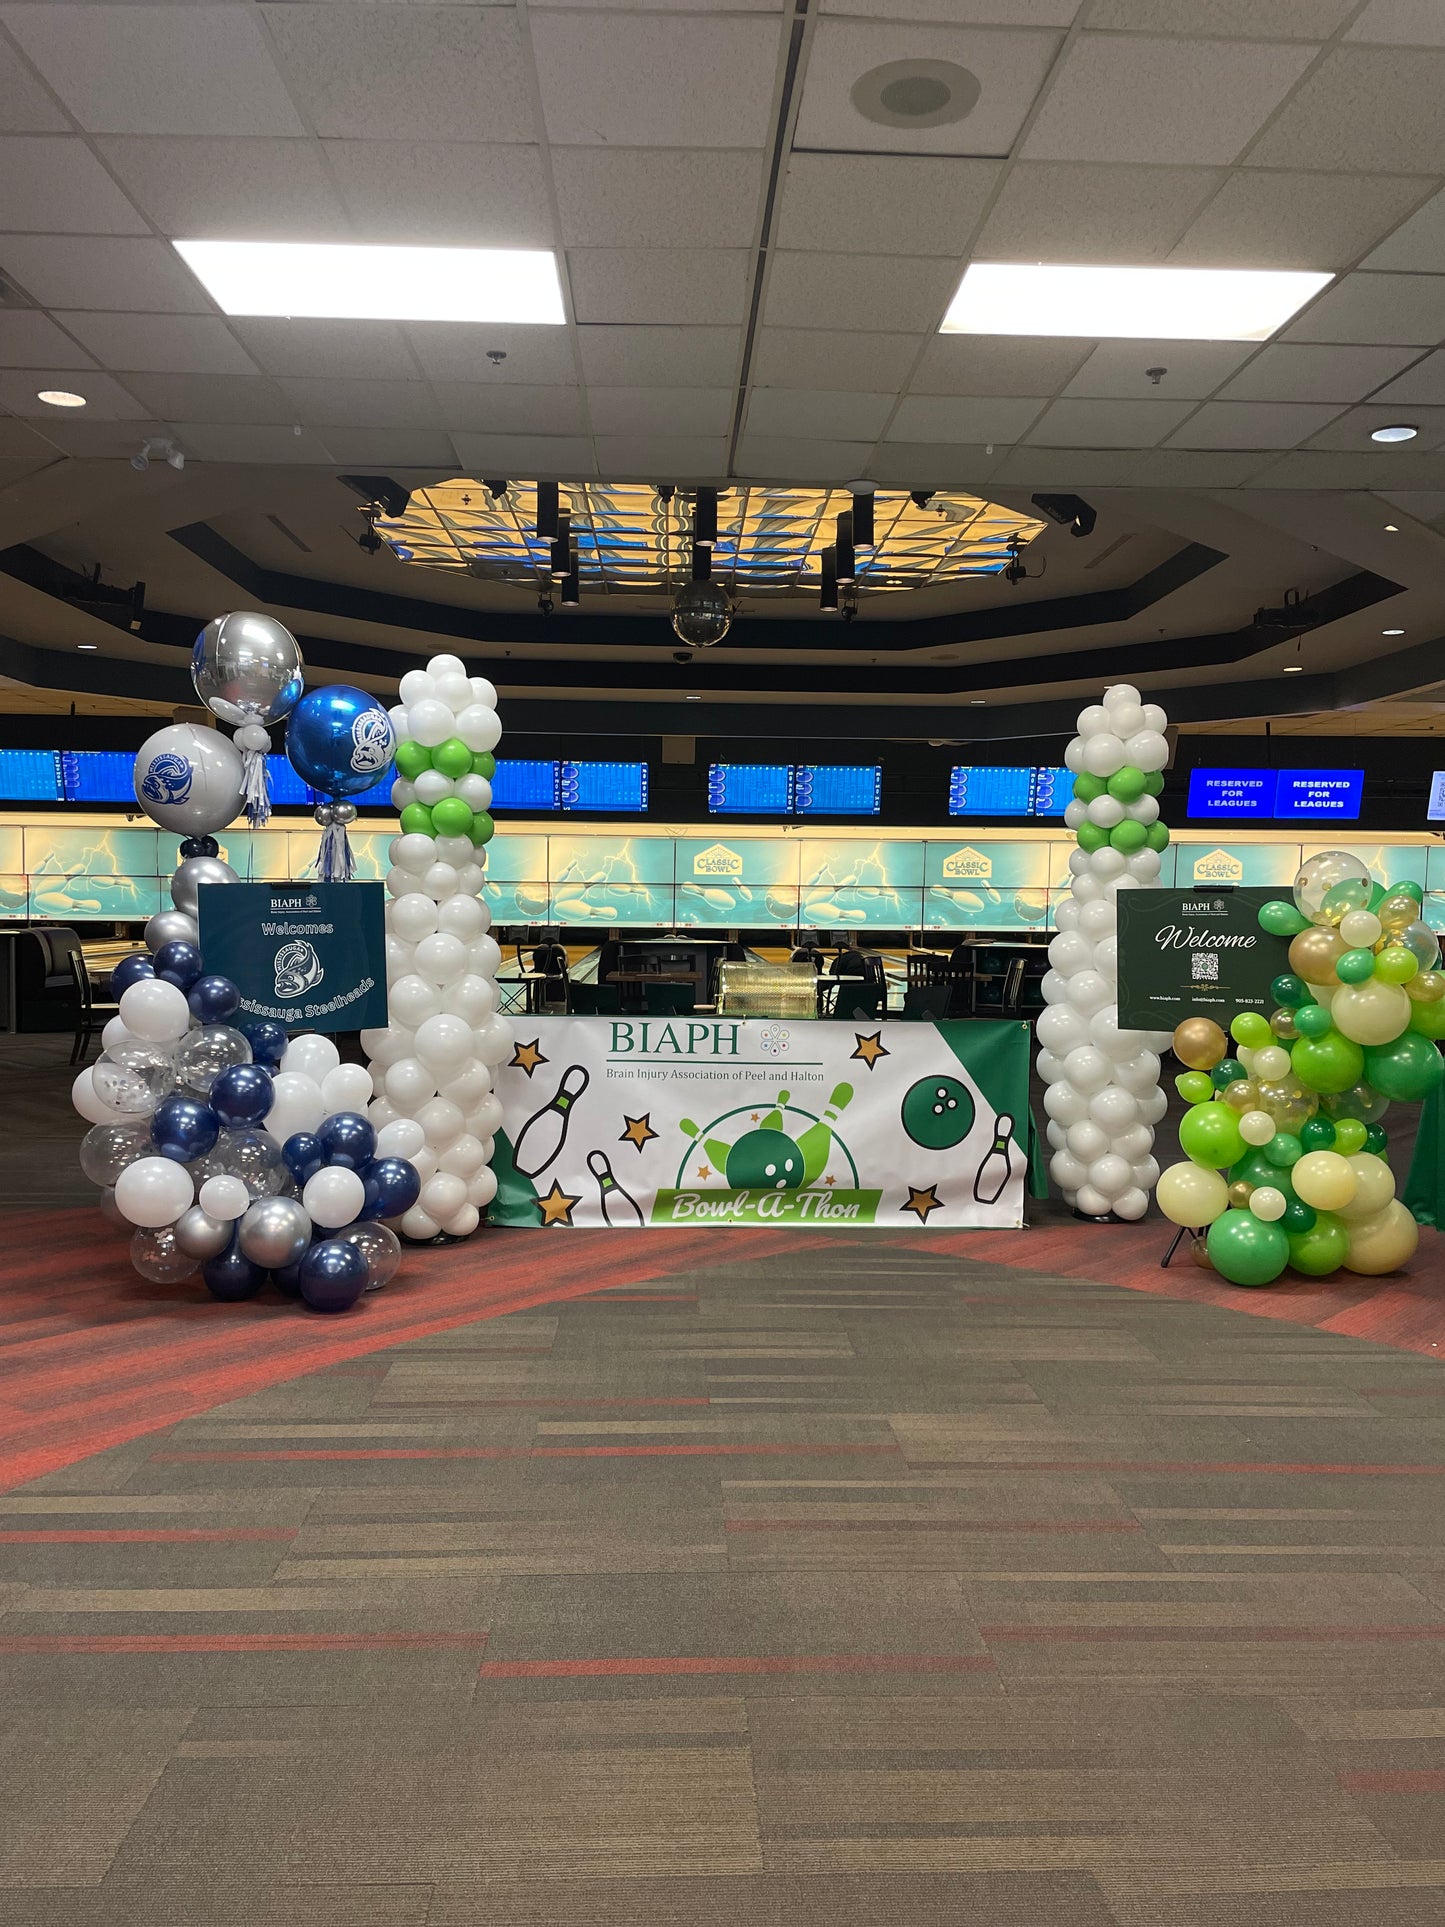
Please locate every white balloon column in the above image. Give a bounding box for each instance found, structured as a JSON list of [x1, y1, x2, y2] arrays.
[[362, 653, 511, 1243], [1037, 684, 1174, 1221]]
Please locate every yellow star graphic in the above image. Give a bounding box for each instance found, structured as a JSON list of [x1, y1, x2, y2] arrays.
[[697, 1164, 712, 1180], [899, 1184, 943, 1224], [750, 1112, 760, 1123], [620, 1113, 658, 1152], [510, 1039, 548, 1077], [823, 1175, 837, 1187], [536, 1180, 581, 1227], [851, 1030, 890, 1070]]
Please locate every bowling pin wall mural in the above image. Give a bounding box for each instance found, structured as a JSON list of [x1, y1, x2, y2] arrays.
[[361, 655, 512, 1241], [1037, 685, 1175, 1220]]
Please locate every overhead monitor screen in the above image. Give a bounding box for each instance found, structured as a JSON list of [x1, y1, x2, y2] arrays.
[[1273, 769, 1363, 820], [1187, 768, 1274, 819], [793, 764, 881, 816], [0, 750, 62, 802], [488, 760, 562, 811], [61, 750, 138, 805], [707, 763, 794, 814], [561, 760, 648, 812], [948, 765, 1071, 817]]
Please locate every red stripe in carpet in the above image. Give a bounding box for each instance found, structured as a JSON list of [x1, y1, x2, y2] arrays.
[[479, 1653, 996, 1678], [980, 1624, 1445, 1643], [153, 1441, 900, 1463], [1339, 1770, 1445, 1792]]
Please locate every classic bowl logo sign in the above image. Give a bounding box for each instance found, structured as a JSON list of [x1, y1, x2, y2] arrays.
[[491, 1015, 1030, 1230], [941, 846, 993, 881], [693, 843, 744, 877], [1189, 849, 1245, 884]]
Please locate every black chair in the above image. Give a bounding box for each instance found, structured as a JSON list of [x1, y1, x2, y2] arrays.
[[999, 954, 1028, 1016], [902, 983, 951, 1022], [69, 949, 118, 1065], [594, 983, 623, 1015], [569, 981, 599, 1015], [644, 981, 696, 1016], [836, 983, 885, 1023], [831, 946, 868, 979]]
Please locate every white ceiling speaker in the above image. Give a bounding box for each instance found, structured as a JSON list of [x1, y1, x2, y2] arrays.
[[851, 59, 980, 130]]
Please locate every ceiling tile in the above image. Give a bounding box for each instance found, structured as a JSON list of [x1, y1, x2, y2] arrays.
[[1303, 403, 1445, 450], [794, 21, 1061, 157], [1347, 0, 1445, 43], [733, 434, 877, 481], [3, 4, 304, 137], [822, 0, 1078, 15], [1283, 271, 1445, 344], [1089, 0, 1355, 31], [0, 236, 212, 314], [591, 435, 728, 478], [0, 311, 95, 371], [233, 320, 420, 383], [449, 432, 597, 478], [552, 148, 763, 250], [1369, 350, 1445, 407], [869, 439, 1003, 485], [1248, 446, 1445, 486], [745, 388, 894, 439], [329, 142, 554, 247], [1063, 340, 1255, 399], [262, 4, 534, 142], [885, 395, 1046, 443], [1164, 400, 1344, 449], [911, 334, 1092, 396], [974, 162, 1219, 263], [575, 325, 740, 387], [1022, 34, 1315, 165], [57, 312, 257, 377], [430, 384, 585, 436], [0, 135, 147, 234], [531, 12, 780, 147], [1170, 171, 1436, 270], [173, 422, 335, 465], [408, 323, 577, 387], [586, 387, 734, 436], [97, 136, 349, 239], [750, 328, 923, 392], [24, 414, 167, 459], [994, 445, 1271, 488], [1360, 186, 1445, 272], [278, 377, 441, 431], [0, 368, 148, 420], [0, 43, 68, 131], [1243, 49, 1445, 173], [568, 249, 750, 326], [774, 154, 998, 257], [318, 430, 456, 471], [0, 415, 74, 459], [1219, 343, 1422, 402], [762, 253, 959, 333], [121, 372, 293, 427], [1022, 396, 1195, 447]]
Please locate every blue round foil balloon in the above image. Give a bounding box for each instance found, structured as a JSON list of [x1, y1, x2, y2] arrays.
[[282, 1131, 325, 1185], [299, 1238, 368, 1314], [237, 1015, 288, 1068], [151, 1094, 220, 1164], [188, 974, 241, 1024], [211, 1062, 274, 1127], [361, 1156, 421, 1220], [201, 1243, 265, 1301], [285, 684, 396, 799], [154, 940, 203, 990], [111, 952, 155, 996], [319, 1111, 375, 1171]]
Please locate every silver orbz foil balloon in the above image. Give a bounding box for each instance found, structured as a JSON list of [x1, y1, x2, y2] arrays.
[[130, 1224, 199, 1285], [335, 1220, 401, 1291], [171, 855, 238, 920], [173, 1204, 233, 1260], [236, 1196, 311, 1268], [92, 1044, 175, 1117], [80, 1122, 151, 1186], [134, 722, 245, 837], [176, 1024, 251, 1096], [192, 612, 304, 727], [145, 909, 199, 952]]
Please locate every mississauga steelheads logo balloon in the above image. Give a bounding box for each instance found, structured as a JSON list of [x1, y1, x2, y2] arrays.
[[273, 939, 325, 999], [349, 709, 394, 775], [139, 751, 194, 806]]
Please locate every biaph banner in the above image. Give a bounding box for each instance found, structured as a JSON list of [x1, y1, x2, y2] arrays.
[[491, 1015, 1030, 1230], [1115, 886, 1291, 1028], [197, 880, 388, 1032]]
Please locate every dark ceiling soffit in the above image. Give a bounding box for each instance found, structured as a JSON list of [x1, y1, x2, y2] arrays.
[[0, 631, 188, 705], [161, 519, 1232, 656]]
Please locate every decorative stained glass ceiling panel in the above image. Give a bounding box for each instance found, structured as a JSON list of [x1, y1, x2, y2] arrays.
[[376, 483, 1046, 600]]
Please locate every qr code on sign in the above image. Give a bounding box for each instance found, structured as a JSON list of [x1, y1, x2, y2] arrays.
[[1191, 952, 1220, 982]]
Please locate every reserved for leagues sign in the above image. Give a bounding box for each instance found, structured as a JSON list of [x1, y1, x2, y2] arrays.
[[1115, 886, 1292, 1028], [196, 880, 388, 1033]]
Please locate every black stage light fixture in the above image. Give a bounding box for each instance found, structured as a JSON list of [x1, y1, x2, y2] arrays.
[[559, 563, 580, 608], [851, 490, 875, 549], [537, 593, 555, 616], [694, 487, 717, 547], [550, 512, 571, 579], [485, 478, 509, 500], [536, 480, 560, 540], [1031, 492, 1096, 538], [691, 541, 711, 582], [835, 509, 856, 586], [819, 544, 839, 611], [910, 489, 934, 510]]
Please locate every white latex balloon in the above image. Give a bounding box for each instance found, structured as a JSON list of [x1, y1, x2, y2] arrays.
[[72, 1064, 124, 1124], [387, 868, 424, 899], [439, 1058, 493, 1110], [391, 893, 440, 943], [467, 1162, 497, 1208], [420, 1171, 468, 1221], [115, 1155, 193, 1228], [439, 1202, 481, 1239], [369, 1097, 400, 1129], [400, 1205, 441, 1241], [414, 1012, 474, 1069], [473, 1015, 514, 1066], [416, 1095, 465, 1146], [1077, 899, 1116, 942], [1125, 795, 1160, 826], [408, 699, 456, 748], [1066, 1119, 1109, 1162], [119, 977, 191, 1044], [361, 1024, 415, 1069], [433, 833, 474, 867], [426, 653, 468, 680], [303, 1166, 366, 1229], [1089, 846, 1126, 881], [1114, 1122, 1154, 1164], [376, 1117, 427, 1159], [1043, 1082, 1088, 1126], [434, 673, 473, 712], [322, 1063, 373, 1113], [422, 863, 460, 900], [1072, 875, 1102, 904], [102, 1016, 136, 1052], [414, 932, 467, 987], [1062, 1044, 1112, 1096], [1035, 1048, 1067, 1086], [1066, 970, 1113, 1017], [469, 675, 498, 708], [1124, 849, 1162, 881], [1125, 729, 1168, 771], [388, 704, 409, 738], [467, 1094, 503, 1139], [454, 703, 502, 753], [393, 832, 437, 873], [413, 768, 455, 806], [455, 773, 493, 813], [389, 973, 443, 1027], [1075, 1184, 1111, 1218], [1037, 1004, 1091, 1055], [384, 934, 415, 981], [1089, 1154, 1132, 1199], [280, 1034, 341, 1082], [1048, 930, 1093, 977], [1086, 795, 1124, 829], [441, 973, 497, 1025], [198, 1174, 249, 1220], [1039, 969, 1070, 1004], [391, 778, 417, 811], [437, 895, 486, 941], [266, 1071, 327, 1143], [399, 669, 436, 706], [1140, 704, 1167, 733], [1077, 705, 1108, 737], [1051, 1150, 1088, 1192], [1089, 1085, 1139, 1129], [454, 862, 486, 896], [386, 1057, 438, 1108], [438, 1132, 487, 1177], [1093, 935, 1118, 977], [1138, 1087, 1169, 1126], [1082, 732, 1126, 778], [1112, 1187, 1150, 1221]]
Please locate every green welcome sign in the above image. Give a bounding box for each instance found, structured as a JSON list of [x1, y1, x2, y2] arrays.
[[1116, 886, 1293, 1028], [197, 881, 389, 1032]]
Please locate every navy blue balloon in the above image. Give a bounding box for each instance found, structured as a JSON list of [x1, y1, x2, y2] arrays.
[[285, 684, 396, 799], [179, 836, 219, 859], [151, 1093, 220, 1164], [211, 1061, 274, 1126], [201, 1243, 265, 1301], [273, 1257, 304, 1299], [299, 1238, 368, 1314], [318, 1111, 375, 1171], [361, 1155, 421, 1221], [154, 940, 204, 990], [188, 973, 241, 1024], [111, 952, 155, 995], [238, 1015, 288, 1068], [282, 1131, 325, 1185]]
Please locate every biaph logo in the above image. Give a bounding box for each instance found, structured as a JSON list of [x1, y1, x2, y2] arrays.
[[759, 1023, 791, 1058], [274, 939, 325, 999], [942, 847, 992, 880], [694, 843, 743, 877], [1192, 849, 1244, 883], [139, 752, 193, 806]]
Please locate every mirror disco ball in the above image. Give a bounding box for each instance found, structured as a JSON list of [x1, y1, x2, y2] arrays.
[[671, 581, 732, 647]]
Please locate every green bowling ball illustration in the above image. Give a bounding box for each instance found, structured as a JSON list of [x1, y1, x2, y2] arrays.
[[724, 1127, 803, 1191], [901, 1074, 975, 1150]]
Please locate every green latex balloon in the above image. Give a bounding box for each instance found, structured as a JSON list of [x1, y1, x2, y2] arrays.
[[1106, 765, 1147, 802], [1179, 1100, 1245, 1170], [1271, 972, 1308, 1008], [1293, 1003, 1333, 1039], [429, 796, 474, 839], [1362, 1030, 1445, 1102], [1398, 880, 1425, 905], [1408, 996, 1445, 1040], [431, 737, 473, 780], [1298, 1116, 1336, 1152], [1231, 1010, 1272, 1050], [1291, 1029, 1365, 1095], [1336, 947, 1376, 984], [1364, 1124, 1388, 1155], [1229, 1148, 1286, 1193], [1375, 944, 1419, 985], [1207, 1208, 1290, 1287], [1368, 881, 1388, 910], [1076, 822, 1107, 853], [471, 751, 496, 779], [1280, 1197, 1316, 1235], [1175, 1071, 1215, 1103], [1259, 898, 1310, 937], [1144, 770, 1165, 795], [469, 811, 495, 846], [1072, 772, 1106, 803], [1333, 1117, 1368, 1155], [1211, 1056, 1244, 1090], [394, 740, 432, 781], [398, 801, 434, 836], [1287, 1212, 1347, 1277], [1264, 1132, 1302, 1169], [1145, 821, 1170, 852], [1109, 818, 1147, 853]]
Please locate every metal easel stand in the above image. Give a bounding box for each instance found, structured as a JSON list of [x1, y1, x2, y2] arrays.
[[1160, 1225, 1204, 1268]]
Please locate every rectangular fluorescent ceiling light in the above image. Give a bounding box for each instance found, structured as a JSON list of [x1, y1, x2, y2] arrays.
[[940, 263, 1333, 341], [173, 240, 565, 324]]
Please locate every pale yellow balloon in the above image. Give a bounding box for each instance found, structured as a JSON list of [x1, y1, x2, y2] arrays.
[[1252, 1044, 1291, 1083], [1331, 979, 1411, 1047], [1312, 980, 1338, 1009], [1249, 1186, 1287, 1222], [1156, 1159, 1229, 1228], [1292, 1149, 1358, 1212], [1238, 1109, 1276, 1146], [1335, 1152, 1396, 1224], [1341, 1199, 1418, 1276], [1339, 909, 1382, 948]]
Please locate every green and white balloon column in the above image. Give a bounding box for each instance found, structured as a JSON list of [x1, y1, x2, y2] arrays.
[[1038, 684, 1174, 1219], [362, 654, 510, 1241]]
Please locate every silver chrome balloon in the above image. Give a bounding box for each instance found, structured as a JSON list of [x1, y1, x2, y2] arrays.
[[192, 611, 304, 727], [236, 1195, 311, 1268], [171, 854, 238, 919], [335, 1220, 401, 1290], [145, 909, 199, 952], [173, 1204, 233, 1260]]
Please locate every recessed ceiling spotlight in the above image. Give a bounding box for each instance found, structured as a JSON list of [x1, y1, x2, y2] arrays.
[[940, 263, 1333, 341], [37, 389, 86, 408], [1371, 424, 1417, 443], [970, 698, 986, 705], [173, 239, 566, 325], [685, 694, 702, 702], [1383, 626, 1406, 635], [1384, 522, 1400, 531], [1281, 663, 1303, 673], [76, 642, 97, 651]]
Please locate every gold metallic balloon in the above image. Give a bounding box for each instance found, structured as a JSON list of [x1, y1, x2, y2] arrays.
[[1190, 1236, 1215, 1271], [1289, 925, 1347, 985], [1406, 968, 1445, 1004], [1378, 890, 1418, 936], [1227, 1180, 1255, 1208], [1172, 1016, 1228, 1071]]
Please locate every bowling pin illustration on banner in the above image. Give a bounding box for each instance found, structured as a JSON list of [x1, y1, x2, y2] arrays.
[[587, 1149, 645, 1226], [972, 1112, 1016, 1206], [512, 1064, 590, 1179]]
